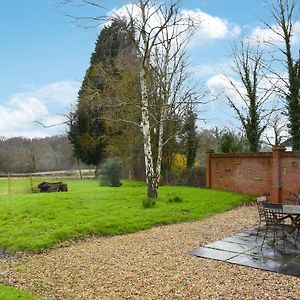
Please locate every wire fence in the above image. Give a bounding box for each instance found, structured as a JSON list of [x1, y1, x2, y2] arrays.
[[0, 169, 96, 195], [0, 169, 96, 179]]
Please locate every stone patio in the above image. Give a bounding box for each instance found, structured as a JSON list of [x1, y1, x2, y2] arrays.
[[189, 227, 300, 277]]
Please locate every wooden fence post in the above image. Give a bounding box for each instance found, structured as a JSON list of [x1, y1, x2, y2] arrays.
[[8, 172, 11, 195]]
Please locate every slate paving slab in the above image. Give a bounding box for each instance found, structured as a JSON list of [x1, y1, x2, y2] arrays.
[[278, 261, 300, 276], [205, 240, 257, 253], [247, 245, 297, 261], [227, 254, 285, 272], [223, 235, 263, 246], [189, 226, 300, 277], [189, 247, 238, 261]]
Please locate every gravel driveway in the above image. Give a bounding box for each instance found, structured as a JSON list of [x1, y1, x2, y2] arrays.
[[1, 204, 299, 299]]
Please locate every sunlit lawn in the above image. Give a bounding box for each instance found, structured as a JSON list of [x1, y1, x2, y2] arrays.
[[0, 284, 36, 300], [0, 178, 253, 252]]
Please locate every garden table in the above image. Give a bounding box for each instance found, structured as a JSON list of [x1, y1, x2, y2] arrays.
[[282, 205, 300, 235], [259, 203, 300, 251]]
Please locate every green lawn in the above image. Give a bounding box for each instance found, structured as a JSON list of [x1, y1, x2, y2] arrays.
[[0, 178, 253, 252], [0, 284, 36, 300]]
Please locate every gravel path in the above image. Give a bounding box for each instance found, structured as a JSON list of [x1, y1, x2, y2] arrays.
[[1, 204, 299, 299]]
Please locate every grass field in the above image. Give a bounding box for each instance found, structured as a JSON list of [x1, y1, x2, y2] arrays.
[[0, 284, 36, 300], [0, 178, 253, 253]]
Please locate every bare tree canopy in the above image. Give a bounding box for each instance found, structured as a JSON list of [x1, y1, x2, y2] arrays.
[[123, 0, 199, 197], [60, 0, 201, 198], [265, 0, 300, 150], [225, 41, 277, 152]]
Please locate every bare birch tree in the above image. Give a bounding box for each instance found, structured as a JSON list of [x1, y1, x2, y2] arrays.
[[123, 1, 198, 197], [59, 0, 199, 198]]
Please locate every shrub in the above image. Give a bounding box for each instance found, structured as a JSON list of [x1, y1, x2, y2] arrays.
[[182, 166, 206, 187], [100, 157, 124, 187], [168, 196, 183, 203], [171, 153, 187, 173], [173, 196, 183, 203], [143, 197, 156, 208]]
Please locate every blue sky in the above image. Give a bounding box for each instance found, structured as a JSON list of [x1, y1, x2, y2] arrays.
[[0, 0, 296, 138]]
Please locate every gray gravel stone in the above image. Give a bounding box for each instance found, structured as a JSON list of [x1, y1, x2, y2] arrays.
[[0, 204, 299, 299]]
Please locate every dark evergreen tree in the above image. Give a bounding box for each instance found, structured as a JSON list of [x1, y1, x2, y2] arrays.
[[219, 130, 246, 153], [68, 18, 135, 169], [68, 103, 106, 167], [183, 109, 198, 169]]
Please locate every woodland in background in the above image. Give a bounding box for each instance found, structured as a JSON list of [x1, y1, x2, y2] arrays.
[[0, 135, 79, 174], [0, 128, 247, 187]]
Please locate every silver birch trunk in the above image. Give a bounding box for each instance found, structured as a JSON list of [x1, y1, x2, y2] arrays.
[[155, 53, 170, 188], [126, 0, 197, 198], [140, 66, 157, 197], [155, 106, 167, 186]]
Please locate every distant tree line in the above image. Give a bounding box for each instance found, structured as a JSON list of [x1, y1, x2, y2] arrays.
[[0, 126, 252, 185], [0, 135, 80, 174]]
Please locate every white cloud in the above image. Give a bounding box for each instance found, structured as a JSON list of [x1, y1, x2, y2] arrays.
[[192, 60, 234, 78], [206, 71, 286, 139], [207, 73, 229, 95], [192, 64, 217, 78], [0, 97, 49, 138], [248, 25, 282, 44], [182, 9, 241, 41], [294, 22, 300, 43], [247, 21, 300, 45], [207, 73, 243, 97], [0, 80, 80, 138], [17, 80, 80, 107], [206, 73, 248, 108], [206, 72, 283, 108], [109, 4, 240, 44]]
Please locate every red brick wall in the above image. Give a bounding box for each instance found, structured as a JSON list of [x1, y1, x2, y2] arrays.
[[206, 147, 300, 203], [280, 152, 300, 201]]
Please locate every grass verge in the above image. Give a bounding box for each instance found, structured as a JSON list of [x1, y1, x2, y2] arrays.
[[0, 178, 253, 252], [0, 284, 36, 299]]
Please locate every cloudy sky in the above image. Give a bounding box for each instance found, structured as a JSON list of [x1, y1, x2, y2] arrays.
[[0, 0, 298, 138]]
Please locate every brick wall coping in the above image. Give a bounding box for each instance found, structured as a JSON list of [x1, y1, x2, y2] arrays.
[[210, 152, 272, 159], [283, 151, 300, 157]]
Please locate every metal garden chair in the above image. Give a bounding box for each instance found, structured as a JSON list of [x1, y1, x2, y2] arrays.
[[261, 202, 291, 252], [255, 196, 267, 241]]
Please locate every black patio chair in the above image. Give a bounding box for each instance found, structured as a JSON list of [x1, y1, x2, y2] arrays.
[[255, 196, 267, 241], [296, 228, 300, 243], [261, 202, 291, 252]]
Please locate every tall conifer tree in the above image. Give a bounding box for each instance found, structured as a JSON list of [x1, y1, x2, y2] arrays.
[[68, 18, 135, 169]]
